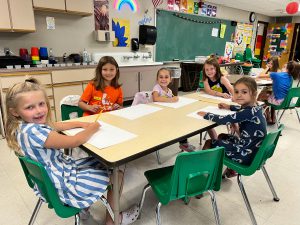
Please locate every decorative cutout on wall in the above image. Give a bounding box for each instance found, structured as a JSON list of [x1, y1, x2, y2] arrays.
[[113, 0, 139, 12], [152, 0, 163, 8], [94, 0, 109, 30], [112, 18, 130, 47], [234, 23, 253, 55]]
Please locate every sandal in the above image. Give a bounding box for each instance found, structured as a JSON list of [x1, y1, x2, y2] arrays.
[[179, 143, 196, 152], [120, 204, 140, 225]]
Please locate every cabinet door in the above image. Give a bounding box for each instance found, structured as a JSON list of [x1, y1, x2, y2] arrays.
[[9, 0, 35, 31], [32, 0, 65, 11], [0, 0, 11, 30], [119, 68, 139, 101], [53, 83, 84, 121], [139, 66, 163, 91], [65, 0, 93, 15], [52, 69, 95, 83]]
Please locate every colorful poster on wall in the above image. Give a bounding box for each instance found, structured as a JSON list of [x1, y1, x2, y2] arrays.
[[187, 0, 194, 13], [167, 0, 175, 10], [206, 4, 212, 16], [112, 18, 130, 47], [234, 23, 253, 55], [211, 6, 217, 17], [193, 1, 199, 14], [220, 24, 226, 38], [201, 3, 207, 15], [94, 0, 109, 30], [180, 0, 187, 12], [174, 0, 180, 11], [224, 42, 234, 59]]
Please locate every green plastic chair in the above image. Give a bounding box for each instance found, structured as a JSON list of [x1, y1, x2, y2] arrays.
[[244, 48, 261, 68], [61, 104, 84, 121], [18, 156, 81, 225], [268, 87, 300, 128], [138, 147, 224, 225], [235, 53, 244, 61], [198, 71, 204, 89], [224, 125, 284, 225]]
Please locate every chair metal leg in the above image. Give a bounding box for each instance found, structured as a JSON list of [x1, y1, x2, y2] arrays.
[[28, 198, 43, 225], [156, 151, 161, 164], [203, 131, 208, 141], [75, 213, 80, 225], [237, 174, 258, 225], [261, 166, 280, 202], [199, 132, 203, 145], [295, 109, 300, 123], [99, 196, 114, 221], [155, 202, 162, 225], [277, 109, 286, 126], [208, 190, 221, 225], [138, 184, 151, 219]]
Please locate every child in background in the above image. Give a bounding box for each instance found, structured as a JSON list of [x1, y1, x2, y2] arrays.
[[152, 68, 195, 152], [202, 57, 235, 139], [5, 78, 139, 225], [257, 56, 281, 124], [79, 56, 123, 116], [198, 77, 267, 177]]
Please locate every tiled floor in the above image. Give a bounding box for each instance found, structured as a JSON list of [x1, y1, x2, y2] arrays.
[[1, 109, 300, 225]]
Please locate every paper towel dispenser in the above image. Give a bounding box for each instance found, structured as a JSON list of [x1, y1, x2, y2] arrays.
[[139, 25, 157, 45]]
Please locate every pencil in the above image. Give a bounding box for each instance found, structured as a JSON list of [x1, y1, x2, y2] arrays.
[[94, 109, 103, 122]]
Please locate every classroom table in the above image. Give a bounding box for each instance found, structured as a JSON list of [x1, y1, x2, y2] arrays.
[[64, 93, 229, 225], [227, 74, 273, 86], [180, 62, 245, 92]]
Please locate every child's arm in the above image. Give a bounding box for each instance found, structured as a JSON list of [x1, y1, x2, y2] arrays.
[[152, 91, 179, 102], [54, 121, 91, 132], [44, 122, 100, 149], [257, 66, 270, 78], [78, 99, 101, 114], [220, 76, 234, 96]]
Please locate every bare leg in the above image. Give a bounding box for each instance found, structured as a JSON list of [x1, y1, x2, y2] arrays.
[[207, 128, 218, 140], [202, 139, 212, 150]]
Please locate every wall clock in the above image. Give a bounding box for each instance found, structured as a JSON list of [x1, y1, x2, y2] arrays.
[[249, 12, 256, 23]]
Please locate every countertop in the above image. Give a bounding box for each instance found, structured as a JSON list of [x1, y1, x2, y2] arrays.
[[0, 61, 164, 74]]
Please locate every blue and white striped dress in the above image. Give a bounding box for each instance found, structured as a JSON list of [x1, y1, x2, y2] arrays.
[[17, 122, 109, 209]]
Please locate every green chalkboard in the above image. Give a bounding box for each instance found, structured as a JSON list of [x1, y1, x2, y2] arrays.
[[156, 10, 235, 61]]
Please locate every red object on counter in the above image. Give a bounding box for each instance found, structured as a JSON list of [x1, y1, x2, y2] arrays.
[[31, 47, 39, 56]]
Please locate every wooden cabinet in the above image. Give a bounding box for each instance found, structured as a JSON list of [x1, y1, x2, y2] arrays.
[[0, 0, 35, 32], [139, 66, 163, 92], [32, 0, 65, 12], [33, 0, 93, 16], [119, 68, 139, 101], [65, 0, 93, 15], [0, 0, 11, 30]]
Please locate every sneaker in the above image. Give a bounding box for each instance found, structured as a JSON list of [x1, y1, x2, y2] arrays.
[[222, 168, 237, 179], [179, 143, 196, 152], [79, 207, 90, 220], [120, 204, 140, 225]]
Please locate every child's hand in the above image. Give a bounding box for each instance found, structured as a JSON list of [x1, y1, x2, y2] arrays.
[[170, 96, 179, 102], [112, 103, 122, 110], [197, 111, 207, 117], [79, 122, 92, 129], [218, 103, 230, 110], [88, 105, 101, 113], [222, 93, 231, 99], [87, 122, 101, 133]]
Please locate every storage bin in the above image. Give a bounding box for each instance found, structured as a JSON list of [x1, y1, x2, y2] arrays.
[[167, 67, 181, 96]]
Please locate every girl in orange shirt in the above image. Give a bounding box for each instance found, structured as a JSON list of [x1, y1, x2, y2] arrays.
[[79, 56, 123, 116]]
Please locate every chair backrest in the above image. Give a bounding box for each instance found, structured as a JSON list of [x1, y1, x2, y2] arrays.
[[277, 87, 300, 109], [235, 53, 244, 61], [198, 71, 204, 89], [61, 105, 84, 121], [18, 156, 81, 218], [244, 48, 252, 61], [167, 147, 224, 202], [246, 124, 284, 175], [131, 91, 153, 106]]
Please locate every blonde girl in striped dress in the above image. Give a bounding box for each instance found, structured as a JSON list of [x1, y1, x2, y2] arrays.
[[5, 78, 139, 225]]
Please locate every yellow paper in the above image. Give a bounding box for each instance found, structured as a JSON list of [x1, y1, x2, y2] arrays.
[[220, 24, 226, 38]]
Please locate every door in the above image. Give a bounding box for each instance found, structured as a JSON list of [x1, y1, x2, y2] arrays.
[[254, 21, 268, 61], [290, 23, 300, 62], [262, 23, 295, 68], [0, 0, 11, 30]]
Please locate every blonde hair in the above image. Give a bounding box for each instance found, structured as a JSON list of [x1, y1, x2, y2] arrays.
[[5, 77, 52, 155]]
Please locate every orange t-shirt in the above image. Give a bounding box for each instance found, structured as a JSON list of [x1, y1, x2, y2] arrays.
[[81, 82, 123, 116]]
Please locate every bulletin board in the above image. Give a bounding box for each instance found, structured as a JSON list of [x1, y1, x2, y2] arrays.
[[155, 9, 236, 61]]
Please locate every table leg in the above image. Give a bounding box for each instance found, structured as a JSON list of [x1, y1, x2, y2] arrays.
[[113, 167, 120, 225]]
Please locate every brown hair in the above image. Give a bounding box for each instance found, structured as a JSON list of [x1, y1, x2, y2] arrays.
[[234, 77, 258, 100], [156, 67, 171, 79], [267, 56, 280, 72], [286, 60, 300, 80], [202, 57, 223, 81], [5, 77, 52, 155], [93, 56, 121, 91]]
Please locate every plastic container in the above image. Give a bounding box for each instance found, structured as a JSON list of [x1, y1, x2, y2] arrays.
[[82, 48, 88, 63], [167, 67, 181, 96]]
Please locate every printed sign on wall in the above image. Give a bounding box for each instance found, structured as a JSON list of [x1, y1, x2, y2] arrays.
[[112, 18, 130, 47], [94, 0, 109, 30]]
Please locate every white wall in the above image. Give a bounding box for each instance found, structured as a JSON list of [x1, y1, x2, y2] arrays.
[[0, 1, 272, 59]]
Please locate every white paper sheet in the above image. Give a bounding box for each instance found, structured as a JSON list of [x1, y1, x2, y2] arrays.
[[198, 93, 233, 102], [153, 97, 198, 108], [65, 121, 137, 149], [107, 104, 162, 120], [256, 79, 272, 85], [187, 106, 235, 120]]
